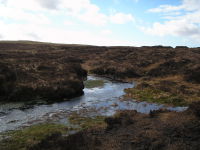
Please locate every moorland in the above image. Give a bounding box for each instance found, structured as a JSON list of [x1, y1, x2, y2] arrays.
[[0, 41, 200, 150]]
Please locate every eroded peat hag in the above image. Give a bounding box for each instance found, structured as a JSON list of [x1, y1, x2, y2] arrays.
[[0, 42, 87, 102]]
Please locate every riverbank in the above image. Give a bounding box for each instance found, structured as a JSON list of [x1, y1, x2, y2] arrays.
[[0, 115, 106, 150], [0, 75, 187, 133], [1, 102, 198, 150]]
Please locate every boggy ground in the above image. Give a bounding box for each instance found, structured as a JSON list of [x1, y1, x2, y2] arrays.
[[29, 102, 200, 150], [0, 113, 106, 150], [1, 41, 200, 149]]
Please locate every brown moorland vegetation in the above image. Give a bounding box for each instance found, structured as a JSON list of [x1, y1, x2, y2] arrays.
[[0, 41, 200, 150], [0, 41, 87, 102], [0, 41, 200, 104], [85, 46, 200, 106]]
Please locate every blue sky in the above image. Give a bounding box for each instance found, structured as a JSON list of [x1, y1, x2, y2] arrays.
[[0, 0, 200, 47]]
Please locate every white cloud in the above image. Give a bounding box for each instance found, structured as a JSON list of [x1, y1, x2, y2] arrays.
[[0, 34, 3, 39], [143, 0, 200, 42], [64, 20, 75, 26], [182, 0, 200, 11], [36, 0, 60, 10], [101, 29, 112, 35], [61, 1, 134, 25], [0, 0, 136, 45], [110, 13, 134, 24], [0, 20, 134, 46], [1, 0, 41, 11], [0, 7, 51, 25], [148, 5, 183, 13], [75, 4, 108, 26], [26, 33, 41, 40], [1, 0, 134, 26], [148, 0, 200, 13], [142, 19, 200, 37]]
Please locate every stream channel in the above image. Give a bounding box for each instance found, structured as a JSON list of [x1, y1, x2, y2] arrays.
[[0, 75, 187, 133]]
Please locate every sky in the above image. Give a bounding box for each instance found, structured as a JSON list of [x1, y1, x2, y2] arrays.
[[0, 0, 200, 47]]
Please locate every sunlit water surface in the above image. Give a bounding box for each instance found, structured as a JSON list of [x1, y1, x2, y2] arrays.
[[0, 76, 187, 133]]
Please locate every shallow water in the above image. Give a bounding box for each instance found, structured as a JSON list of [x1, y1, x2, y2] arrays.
[[0, 76, 187, 133]]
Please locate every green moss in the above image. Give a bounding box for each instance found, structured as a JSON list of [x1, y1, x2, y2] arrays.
[[0, 114, 107, 150], [84, 80, 105, 88], [125, 88, 188, 106], [69, 113, 106, 129], [0, 124, 68, 150]]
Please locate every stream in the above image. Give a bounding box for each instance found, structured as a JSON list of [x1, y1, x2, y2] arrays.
[[0, 76, 187, 133]]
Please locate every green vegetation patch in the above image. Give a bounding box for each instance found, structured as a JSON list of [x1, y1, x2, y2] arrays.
[[84, 80, 105, 88], [0, 115, 106, 150], [69, 113, 106, 129], [0, 124, 68, 150], [124, 88, 188, 106]]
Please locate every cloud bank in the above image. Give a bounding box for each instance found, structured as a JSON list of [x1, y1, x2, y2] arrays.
[[143, 0, 200, 42], [0, 0, 135, 45]]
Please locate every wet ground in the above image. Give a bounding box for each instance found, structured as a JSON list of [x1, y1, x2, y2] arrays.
[[0, 76, 187, 133]]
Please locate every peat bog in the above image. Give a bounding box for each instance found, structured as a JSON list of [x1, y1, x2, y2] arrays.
[[0, 41, 200, 150]]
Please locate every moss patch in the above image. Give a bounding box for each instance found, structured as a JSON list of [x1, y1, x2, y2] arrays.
[[0, 124, 68, 150], [84, 80, 105, 88], [124, 88, 188, 106], [69, 113, 106, 129], [0, 115, 107, 150]]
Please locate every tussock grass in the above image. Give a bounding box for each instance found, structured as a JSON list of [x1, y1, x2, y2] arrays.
[[69, 113, 106, 129], [125, 87, 188, 106], [0, 124, 68, 150]]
